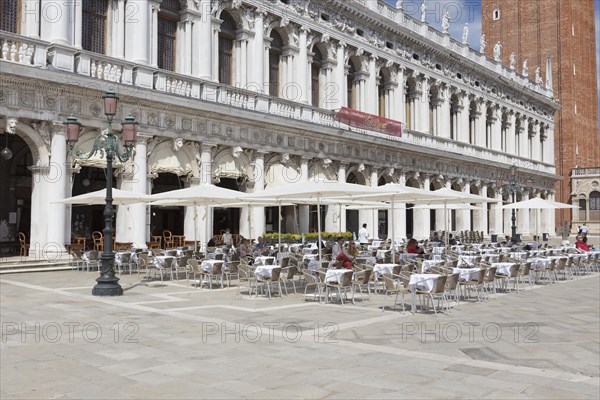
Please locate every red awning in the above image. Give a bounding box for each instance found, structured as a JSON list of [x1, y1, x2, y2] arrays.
[[335, 107, 402, 137]]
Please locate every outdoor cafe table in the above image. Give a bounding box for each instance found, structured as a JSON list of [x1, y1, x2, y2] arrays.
[[255, 256, 276, 266], [408, 274, 441, 312], [372, 263, 397, 278], [254, 265, 279, 279], [491, 262, 514, 275], [510, 252, 528, 259], [457, 255, 479, 267], [376, 249, 390, 260], [422, 260, 444, 272], [154, 255, 177, 269], [452, 267, 481, 281], [324, 268, 353, 284], [201, 259, 226, 273]]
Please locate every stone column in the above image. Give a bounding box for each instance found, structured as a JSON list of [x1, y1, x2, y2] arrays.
[[518, 192, 530, 238], [455, 181, 470, 232], [413, 175, 430, 239], [197, 0, 213, 80], [298, 158, 310, 234], [251, 9, 266, 92], [46, 123, 68, 254], [476, 102, 487, 147], [491, 107, 502, 151], [336, 42, 347, 108], [394, 174, 407, 240], [393, 67, 405, 122], [367, 55, 378, 115], [439, 85, 451, 138], [250, 152, 267, 240], [29, 165, 48, 257], [475, 185, 488, 236], [23, 0, 41, 38], [198, 143, 215, 245], [183, 177, 201, 244], [297, 27, 309, 103], [490, 191, 504, 238], [124, 0, 151, 64], [116, 135, 149, 247], [458, 94, 470, 143], [418, 76, 430, 133], [519, 121, 528, 158]]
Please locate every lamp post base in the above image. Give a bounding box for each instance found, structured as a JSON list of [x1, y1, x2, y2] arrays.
[[92, 279, 123, 296]]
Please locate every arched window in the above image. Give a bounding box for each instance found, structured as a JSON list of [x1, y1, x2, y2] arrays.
[[429, 86, 439, 135], [347, 61, 356, 109], [311, 46, 323, 107], [269, 30, 283, 97], [590, 191, 600, 210], [157, 0, 180, 71], [82, 0, 108, 54], [501, 114, 508, 152], [485, 107, 493, 148], [1, 0, 19, 33], [218, 11, 237, 85]]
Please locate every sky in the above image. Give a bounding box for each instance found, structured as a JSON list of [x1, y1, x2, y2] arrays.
[[386, 0, 600, 138]]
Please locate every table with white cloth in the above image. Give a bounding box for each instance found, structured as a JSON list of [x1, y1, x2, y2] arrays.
[[355, 256, 377, 265], [372, 263, 397, 278], [371, 240, 383, 248], [254, 256, 276, 266], [154, 255, 177, 269], [509, 252, 528, 259], [303, 254, 318, 262], [115, 251, 137, 263], [408, 273, 441, 312], [201, 259, 226, 273], [277, 252, 290, 260], [422, 260, 444, 272], [307, 260, 321, 271], [432, 247, 444, 255], [254, 265, 279, 279], [486, 254, 500, 263], [452, 245, 465, 253], [376, 250, 390, 260], [452, 267, 482, 282], [457, 255, 479, 267], [491, 262, 514, 275], [324, 268, 353, 284]]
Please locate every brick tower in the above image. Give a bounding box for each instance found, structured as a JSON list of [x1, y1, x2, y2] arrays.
[[481, 0, 600, 232]]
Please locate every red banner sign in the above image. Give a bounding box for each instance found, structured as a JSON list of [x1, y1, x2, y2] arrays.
[[335, 107, 403, 137]]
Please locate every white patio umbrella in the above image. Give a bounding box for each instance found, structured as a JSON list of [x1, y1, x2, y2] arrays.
[[149, 185, 248, 251], [502, 197, 577, 238], [350, 184, 461, 255], [53, 188, 151, 205], [245, 181, 382, 265]]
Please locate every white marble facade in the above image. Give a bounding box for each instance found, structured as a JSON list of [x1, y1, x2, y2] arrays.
[[0, 0, 558, 256]]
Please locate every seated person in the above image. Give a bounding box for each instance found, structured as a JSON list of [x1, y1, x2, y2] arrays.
[[448, 234, 457, 246], [238, 238, 251, 258], [331, 237, 354, 269], [406, 238, 425, 255], [431, 232, 442, 243], [324, 235, 335, 255], [253, 236, 266, 251], [347, 240, 360, 257], [575, 235, 591, 252]]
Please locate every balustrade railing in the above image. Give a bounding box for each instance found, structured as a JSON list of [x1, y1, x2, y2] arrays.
[[0, 32, 46, 67], [75, 51, 134, 84]]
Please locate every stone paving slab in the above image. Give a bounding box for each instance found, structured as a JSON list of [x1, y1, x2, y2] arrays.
[[1, 270, 599, 399]]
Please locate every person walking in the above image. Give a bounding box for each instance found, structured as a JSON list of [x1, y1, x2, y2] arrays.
[[358, 223, 370, 244]]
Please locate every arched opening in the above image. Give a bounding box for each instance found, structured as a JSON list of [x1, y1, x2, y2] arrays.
[[590, 191, 600, 222], [485, 107, 493, 148], [70, 167, 115, 246], [405, 177, 421, 237], [82, 0, 108, 54], [450, 182, 463, 231], [405, 77, 417, 130], [429, 85, 440, 135], [377, 176, 389, 239], [311, 45, 324, 107], [214, 178, 241, 236], [344, 172, 361, 236], [1, 0, 20, 33], [218, 11, 237, 85], [269, 30, 283, 97], [157, 0, 181, 71], [378, 70, 387, 117], [150, 173, 184, 241], [0, 134, 32, 254], [501, 113, 508, 152]]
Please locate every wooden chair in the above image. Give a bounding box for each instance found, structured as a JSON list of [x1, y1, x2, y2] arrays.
[[18, 232, 30, 256], [92, 231, 103, 251], [163, 230, 174, 249]]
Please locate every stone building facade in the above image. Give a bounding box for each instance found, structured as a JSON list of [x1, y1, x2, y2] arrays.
[[0, 0, 558, 256], [481, 0, 600, 233]]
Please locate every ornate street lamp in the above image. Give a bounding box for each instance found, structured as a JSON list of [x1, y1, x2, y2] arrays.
[[496, 164, 533, 244], [64, 91, 138, 296]]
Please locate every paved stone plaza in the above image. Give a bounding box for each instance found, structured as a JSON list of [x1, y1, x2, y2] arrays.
[[1, 270, 599, 399]]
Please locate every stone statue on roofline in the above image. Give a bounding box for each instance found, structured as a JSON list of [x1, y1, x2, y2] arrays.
[[480, 34, 486, 53], [522, 59, 529, 77], [442, 12, 450, 33], [493, 41, 502, 61], [509, 52, 516, 70], [421, 0, 427, 22], [462, 23, 469, 44]]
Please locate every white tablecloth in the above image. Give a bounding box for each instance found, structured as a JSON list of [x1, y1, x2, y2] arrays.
[[452, 267, 481, 281], [355, 256, 377, 265], [154, 256, 176, 268], [372, 263, 397, 277], [422, 260, 443, 272], [408, 274, 440, 293], [303, 254, 318, 261], [201, 260, 225, 273], [255, 256, 276, 266], [375, 250, 390, 260], [325, 269, 353, 284], [491, 262, 514, 275], [458, 255, 478, 267], [307, 260, 321, 271], [254, 265, 279, 279], [510, 252, 528, 259]]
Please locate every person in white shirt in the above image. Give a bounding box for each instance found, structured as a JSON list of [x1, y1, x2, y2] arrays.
[[358, 223, 369, 244], [579, 223, 589, 243], [222, 229, 233, 247], [332, 237, 354, 269]]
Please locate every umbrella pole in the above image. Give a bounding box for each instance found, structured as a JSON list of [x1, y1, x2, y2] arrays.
[[391, 198, 395, 260], [317, 199, 322, 266], [194, 203, 197, 253], [278, 203, 282, 253], [445, 202, 449, 248]]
